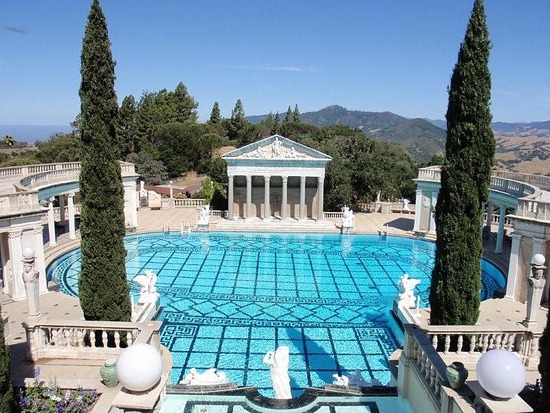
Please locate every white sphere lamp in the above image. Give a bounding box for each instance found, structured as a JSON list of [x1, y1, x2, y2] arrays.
[[22, 247, 35, 260], [532, 254, 546, 266], [116, 343, 163, 393], [476, 349, 526, 399]]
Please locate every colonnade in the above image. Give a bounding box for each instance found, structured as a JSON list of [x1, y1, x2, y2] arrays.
[[226, 173, 325, 221], [413, 189, 513, 254]]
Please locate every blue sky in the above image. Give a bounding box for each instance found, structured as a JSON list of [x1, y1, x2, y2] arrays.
[[1, 0, 549, 126]]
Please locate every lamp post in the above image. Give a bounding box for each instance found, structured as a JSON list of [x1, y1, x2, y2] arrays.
[[22, 247, 40, 317], [523, 253, 546, 327]]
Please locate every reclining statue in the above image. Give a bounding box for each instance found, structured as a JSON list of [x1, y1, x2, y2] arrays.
[[179, 367, 228, 386]]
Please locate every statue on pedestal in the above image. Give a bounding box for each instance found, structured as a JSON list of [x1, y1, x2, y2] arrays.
[[132, 270, 159, 304], [342, 206, 354, 235], [263, 346, 292, 399], [198, 205, 210, 226], [397, 273, 421, 309], [179, 367, 229, 386]]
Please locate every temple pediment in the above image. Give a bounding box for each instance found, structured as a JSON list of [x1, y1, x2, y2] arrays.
[[222, 135, 331, 161]]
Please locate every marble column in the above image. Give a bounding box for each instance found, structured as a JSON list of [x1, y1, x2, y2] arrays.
[[263, 176, 271, 219], [228, 175, 234, 220], [47, 197, 56, 246], [68, 192, 76, 239], [58, 195, 65, 225], [505, 232, 522, 300], [246, 175, 252, 219], [494, 205, 506, 253], [316, 176, 324, 221], [413, 189, 422, 232], [532, 238, 549, 302], [428, 192, 437, 235], [32, 225, 48, 294], [8, 230, 25, 300], [281, 176, 288, 219], [299, 176, 306, 220], [485, 201, 494, 229]]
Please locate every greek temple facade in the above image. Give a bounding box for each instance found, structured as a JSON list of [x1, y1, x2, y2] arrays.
[[222, 135, 332, 221]]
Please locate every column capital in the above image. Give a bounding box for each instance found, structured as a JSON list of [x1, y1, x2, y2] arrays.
[[68, 192, 75, 198], [264, 175, 271, 182], [49, 196, 56, 203], [8, 230, 22, 239]]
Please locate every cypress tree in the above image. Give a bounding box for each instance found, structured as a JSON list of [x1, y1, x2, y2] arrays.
[[209, 102, 222, 125], [78, 0, 131, 322], [429, 0, 495, 325], [541, 309, 550, 406], [0, 305, 16, 412]]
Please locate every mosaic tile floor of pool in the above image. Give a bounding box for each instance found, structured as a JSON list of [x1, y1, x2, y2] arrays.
[[50, 232, 504, 398]]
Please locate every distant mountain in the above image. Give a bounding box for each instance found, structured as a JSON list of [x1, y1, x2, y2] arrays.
[[0, 124, 72, 144], [248, 105, 446, 163]]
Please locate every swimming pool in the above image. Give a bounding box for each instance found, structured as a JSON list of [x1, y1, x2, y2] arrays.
[[48, 232, 506, 397]]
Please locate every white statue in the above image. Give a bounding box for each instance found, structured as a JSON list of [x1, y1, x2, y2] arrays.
[[272, 137, 282, 157], [332, 370, 380, 388], [132, 270, 159, 304], [179, 368, 228, 385], [139, 180, 147, 198], [342, 206, 354, 235], [198, 205, 210, 225], [397, 273, 421, 309], [402, 198, 410, 211], [332, 374, 349, 387], [263, 346, 292, 399]]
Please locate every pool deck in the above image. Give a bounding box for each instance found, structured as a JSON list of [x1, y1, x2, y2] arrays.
[[1, 207, 519, 412]]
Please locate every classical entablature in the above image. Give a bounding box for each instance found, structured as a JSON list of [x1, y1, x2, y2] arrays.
[[222, 135, 332, 220]]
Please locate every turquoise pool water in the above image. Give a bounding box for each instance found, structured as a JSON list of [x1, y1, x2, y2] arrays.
[[48, 232, 505, 397]]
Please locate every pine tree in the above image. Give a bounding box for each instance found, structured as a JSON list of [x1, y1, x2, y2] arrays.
[[292, 104, 301, 123], [272, 112, 280, 135], [284, 106, 293, 124], [209, 101, 221, 125], [0, 304, 15, 412], [78, 0, 131, 323], [429, 0, 494, 325]]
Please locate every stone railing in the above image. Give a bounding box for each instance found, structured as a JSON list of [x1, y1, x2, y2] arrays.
[[0, 162, 82, 180], [424, 324, 541, 368], [22, 319, 162, 361], [492, 169, 550, 191], [401, 324, 447, 410], [0, 190, 41, 216], [514, 194, 550, 223], [323, 212, 343, 219], [170, 198, 205, 207], [19, 161, 137, 190]]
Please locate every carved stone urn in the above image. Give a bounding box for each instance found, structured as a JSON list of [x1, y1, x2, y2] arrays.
[[100, 359, 118, 388], [446, 361, 468, 390]]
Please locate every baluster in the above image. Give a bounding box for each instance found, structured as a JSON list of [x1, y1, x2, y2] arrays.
[[488, 335, 494, 350], [444, 334, 451, 354], [469, 334, 476, 353], [420, 352, 426, 373], [64, 329, 71, 347], [77, 329, 84, 347], [52, 329, 58, 346], [507, 333, 516, 352], [429, 366, 437, 389], [90, 330, 96, 347], [432, 334, 438, 349], [482, 334, 489, 353], [424, 358, 432, 381], [115, 331, 121, 348], [102, 331, 108, 347], [495, 334, 502, 350], [457, 335, 464, 354], [127, 331, 134, 346]]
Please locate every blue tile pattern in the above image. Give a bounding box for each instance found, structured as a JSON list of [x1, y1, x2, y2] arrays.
[[48, 232, 505, 397]]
